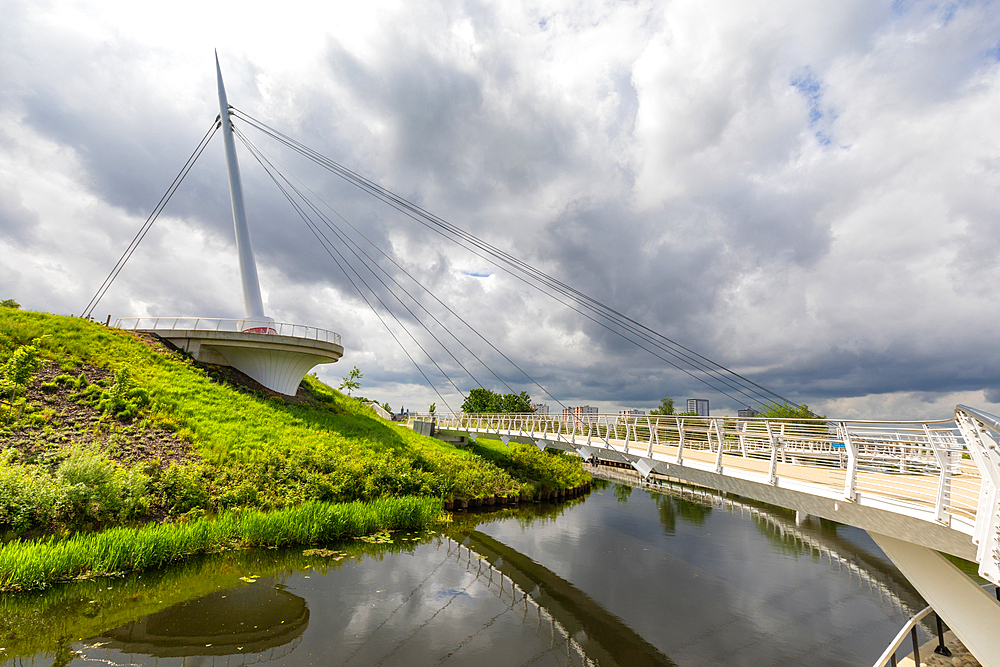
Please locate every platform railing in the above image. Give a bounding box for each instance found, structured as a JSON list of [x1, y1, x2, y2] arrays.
[[115, 317, 342, 345], [871, 603, 934, 667], [954, 405, 1000, 587], [414, 410, 984, 537]]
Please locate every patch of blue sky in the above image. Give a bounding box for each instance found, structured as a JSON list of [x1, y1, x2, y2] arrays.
[[988, 38, 1000, 61], [891, 0, 915, 16], [462, 270, 492, 278], [434, 588, 470, 599], [791, 68, 838, 147], [790, 70, 823, 126]]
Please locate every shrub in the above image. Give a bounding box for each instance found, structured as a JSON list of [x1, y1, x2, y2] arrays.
[[1, 338, 42, 396], [56, 450, 126, 524], [98, 366, 149, 421], [0, 449, 59, 532], [156, 463, 210, 515]]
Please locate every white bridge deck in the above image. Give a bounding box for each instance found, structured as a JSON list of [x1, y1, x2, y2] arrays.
[[420, 406, 1000, 589]]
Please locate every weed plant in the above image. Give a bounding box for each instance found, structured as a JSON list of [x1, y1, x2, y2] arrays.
[[0, 496, 440, 591]]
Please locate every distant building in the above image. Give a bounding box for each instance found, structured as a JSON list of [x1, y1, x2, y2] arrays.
[[619, 408, 646, 419], [564, 405, 599, 424], [532, 403, 550, 415], [687, 398, 710, 417], [738, 408, 759, 418]]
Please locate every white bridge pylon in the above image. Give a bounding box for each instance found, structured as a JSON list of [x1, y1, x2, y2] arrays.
[[426, 405, 1000, 666], [119, 56, 344, 395]]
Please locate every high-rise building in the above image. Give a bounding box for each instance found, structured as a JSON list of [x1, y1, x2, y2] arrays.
[[563, 405, 599, 423], [531, 403, 550, 415], [738, 408, 759, 418], [687, 398, 709, 417]]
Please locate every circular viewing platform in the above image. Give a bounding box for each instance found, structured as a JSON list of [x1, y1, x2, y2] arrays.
[[116, 317, 344, 396]]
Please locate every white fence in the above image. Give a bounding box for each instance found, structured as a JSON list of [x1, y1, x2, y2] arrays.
[[415, 408, 999, 548], [115, 317, 342, 345]]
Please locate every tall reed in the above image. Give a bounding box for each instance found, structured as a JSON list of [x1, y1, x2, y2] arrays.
[[0, 496, 441, 591]]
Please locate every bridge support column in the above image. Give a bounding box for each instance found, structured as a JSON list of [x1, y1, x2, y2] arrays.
[[868, 532, 1000, 667]]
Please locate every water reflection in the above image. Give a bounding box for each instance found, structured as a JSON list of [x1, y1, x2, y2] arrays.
[[96, 579, 308, 658], [646, 476, 925, 619], [653, 492, 711, 534], [454, 530, 674, 667], [3, 478, 936, 667]]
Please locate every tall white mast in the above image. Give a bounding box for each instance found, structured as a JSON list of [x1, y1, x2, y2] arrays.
[[215, 51, 266, 320]]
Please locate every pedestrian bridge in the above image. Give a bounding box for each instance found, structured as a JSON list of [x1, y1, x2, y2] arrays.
[[419, 405, 1000, 665]]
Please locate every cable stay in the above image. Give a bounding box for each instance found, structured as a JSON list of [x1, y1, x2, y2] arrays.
[[233, 128, 463, 412], [82, 116, 221, 319], [235, 128, 514, 393], [234, 127, 598, 422], [230, 108, 793, 409], [230, 108, 800, 411], [82, 107, 803, 415]]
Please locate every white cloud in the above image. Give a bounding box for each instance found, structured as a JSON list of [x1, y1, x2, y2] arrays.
[[2, 0, 1000, 419]]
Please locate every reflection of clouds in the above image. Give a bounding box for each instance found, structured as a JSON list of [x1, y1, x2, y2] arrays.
[[432, 588, 470, 599], [480, 475, 925, 665], [326, 538, 598, 667]]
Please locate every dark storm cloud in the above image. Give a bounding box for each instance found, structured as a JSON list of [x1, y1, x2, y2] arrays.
[[4, 0, 1000, 418]]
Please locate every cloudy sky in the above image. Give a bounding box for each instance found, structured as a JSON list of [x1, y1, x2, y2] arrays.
[[2, 0, 999, 419]]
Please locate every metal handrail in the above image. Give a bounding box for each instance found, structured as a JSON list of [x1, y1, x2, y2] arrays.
[[368, 402, 392, 421], [871, 604, 933, 667], [871, 582, 998, 667], [957, 404, 1000, 432], [114, 316, 342, 346], [411, 410, 982, 536]]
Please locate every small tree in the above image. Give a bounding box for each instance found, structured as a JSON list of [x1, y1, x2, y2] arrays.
[[1, 339, 42, 388], [338, 366, 363, 396], [0, 299, 20, 309], [756, 402, 821, 419], [460, 388, 533, 414], [428, 402, 436, 415], [650, 398, 675, 416]]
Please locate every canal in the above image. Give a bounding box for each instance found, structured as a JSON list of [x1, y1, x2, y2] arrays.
[[1, 475, 930, 667]]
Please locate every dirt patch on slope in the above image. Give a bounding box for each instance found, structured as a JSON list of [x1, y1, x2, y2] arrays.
[[3, 361, 198, 471]]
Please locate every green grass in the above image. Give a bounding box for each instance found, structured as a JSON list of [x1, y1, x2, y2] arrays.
[[468, 438, 591, 497], [0, 529, 438, 659], [0, 308, 587, 586], [0, 496, 441, 591], [0, 310, 530, 521]]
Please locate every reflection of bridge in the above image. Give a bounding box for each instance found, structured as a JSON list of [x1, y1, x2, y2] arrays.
[[591, 465, 928, 623], [442, 532, 674, 667], [426, 405, 1000, 665]]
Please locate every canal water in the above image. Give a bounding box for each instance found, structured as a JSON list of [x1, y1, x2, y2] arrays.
[[2, 476, 930, 667]]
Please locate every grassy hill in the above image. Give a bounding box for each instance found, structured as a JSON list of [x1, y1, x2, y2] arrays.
[[0, 307, 588, 590]]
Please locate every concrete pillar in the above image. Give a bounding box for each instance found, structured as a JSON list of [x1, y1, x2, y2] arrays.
[[868, 531, 1000, 667]]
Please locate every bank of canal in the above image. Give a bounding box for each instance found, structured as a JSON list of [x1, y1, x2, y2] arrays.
[[2, 477, 933, 667]]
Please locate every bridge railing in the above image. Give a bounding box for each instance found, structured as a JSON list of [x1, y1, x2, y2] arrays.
[[115, 316, 342, 345], [954, 405, 1000, 587], [417, 411, 982, 531]]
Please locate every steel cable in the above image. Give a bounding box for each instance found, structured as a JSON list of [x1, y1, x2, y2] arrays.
[[82, 117, 221, 319], [231, 109, 799, 410]]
